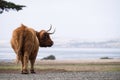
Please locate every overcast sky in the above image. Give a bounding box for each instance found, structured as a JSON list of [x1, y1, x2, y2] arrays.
[[0, 0, 120, 42]]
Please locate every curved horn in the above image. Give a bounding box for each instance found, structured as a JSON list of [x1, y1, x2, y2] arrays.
[[48, 28, 56, 35], [47, 24, 52, 32]]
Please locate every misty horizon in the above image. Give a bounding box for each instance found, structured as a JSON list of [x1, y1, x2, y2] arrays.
[[0, 0, 120, 42]]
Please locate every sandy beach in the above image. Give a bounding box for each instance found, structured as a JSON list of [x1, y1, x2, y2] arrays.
[[37, 59, 120, 64]]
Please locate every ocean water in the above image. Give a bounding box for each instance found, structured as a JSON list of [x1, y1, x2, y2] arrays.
[[0, 47, 120, 61]]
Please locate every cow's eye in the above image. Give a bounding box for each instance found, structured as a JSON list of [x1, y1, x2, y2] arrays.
[[43, 34, 49, 40]]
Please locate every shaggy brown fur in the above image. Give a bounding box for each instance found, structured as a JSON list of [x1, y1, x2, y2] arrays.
[[11, 24, 53, 74]]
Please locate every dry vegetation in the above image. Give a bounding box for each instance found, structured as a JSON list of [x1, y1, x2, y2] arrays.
[[0, 59, 120, 73]]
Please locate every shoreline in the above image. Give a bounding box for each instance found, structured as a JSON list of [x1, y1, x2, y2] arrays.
[[38, 59, 120, 64], [0, 58, 120, 63]]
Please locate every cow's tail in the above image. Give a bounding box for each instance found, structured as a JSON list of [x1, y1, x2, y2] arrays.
[[16, 35, 23, 63], [16, 25, 25, 63]]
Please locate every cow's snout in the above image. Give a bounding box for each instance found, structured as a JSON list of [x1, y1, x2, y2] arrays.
[[48, 41, 53, 47], [51, 41, 54, 46]]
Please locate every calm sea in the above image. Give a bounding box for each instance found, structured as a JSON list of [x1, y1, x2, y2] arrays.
[[0, 47, 120, 61]]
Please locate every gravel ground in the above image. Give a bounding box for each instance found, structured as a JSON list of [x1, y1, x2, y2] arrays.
[[0, 72, 120, 80]]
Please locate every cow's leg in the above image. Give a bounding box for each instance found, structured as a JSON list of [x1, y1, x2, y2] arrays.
[[30, 49, 38, 74], [22, 51, 29, 74], [30, 58, 36, 73], [21, 56, 24, 74]]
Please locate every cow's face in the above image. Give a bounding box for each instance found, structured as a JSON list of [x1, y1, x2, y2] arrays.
[[37, 25, 55, 47]]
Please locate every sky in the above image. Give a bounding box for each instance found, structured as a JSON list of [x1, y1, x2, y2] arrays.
[[0, 0, 120, 42]]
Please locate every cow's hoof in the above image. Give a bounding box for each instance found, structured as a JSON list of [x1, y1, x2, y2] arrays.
[[30, 70, 36, 74], [31, 71, 36, 74], [21, 70, 29, 74]]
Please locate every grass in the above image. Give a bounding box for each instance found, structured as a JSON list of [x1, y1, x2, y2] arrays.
[[0, 66, 19, 70], [36, 64, 120, 72], [0, 62, 120, 72]]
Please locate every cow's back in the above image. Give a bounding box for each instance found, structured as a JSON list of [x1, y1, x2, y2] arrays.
[[11, 25, 26, 54], [11, 25, 39, 58], [23, 27, 39, 53]]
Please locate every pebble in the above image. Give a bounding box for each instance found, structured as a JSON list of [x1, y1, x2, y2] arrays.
[[0, 72, 120, 80]]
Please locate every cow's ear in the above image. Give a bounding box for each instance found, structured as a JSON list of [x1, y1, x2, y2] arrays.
[[36, 31, 39, 37]]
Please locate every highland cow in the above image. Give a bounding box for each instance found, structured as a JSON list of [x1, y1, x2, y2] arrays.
[[11, 24, 54, 74]]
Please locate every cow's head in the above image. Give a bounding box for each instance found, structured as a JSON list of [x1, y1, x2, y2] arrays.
[[37, 25, 55, 47]]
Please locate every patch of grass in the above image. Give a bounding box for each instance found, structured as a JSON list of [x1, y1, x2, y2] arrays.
[[35, 64, 120, 72], [105, 67, 120, 72], [0, 62, 120, 72], [0, 65, 20, 70]]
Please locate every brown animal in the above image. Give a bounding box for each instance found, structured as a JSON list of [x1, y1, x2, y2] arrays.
[[11, 24, 54, 74]]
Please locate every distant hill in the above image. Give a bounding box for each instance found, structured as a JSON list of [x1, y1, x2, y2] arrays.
[[1, 39, 120, 48], [53, 39, 120, 48]]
